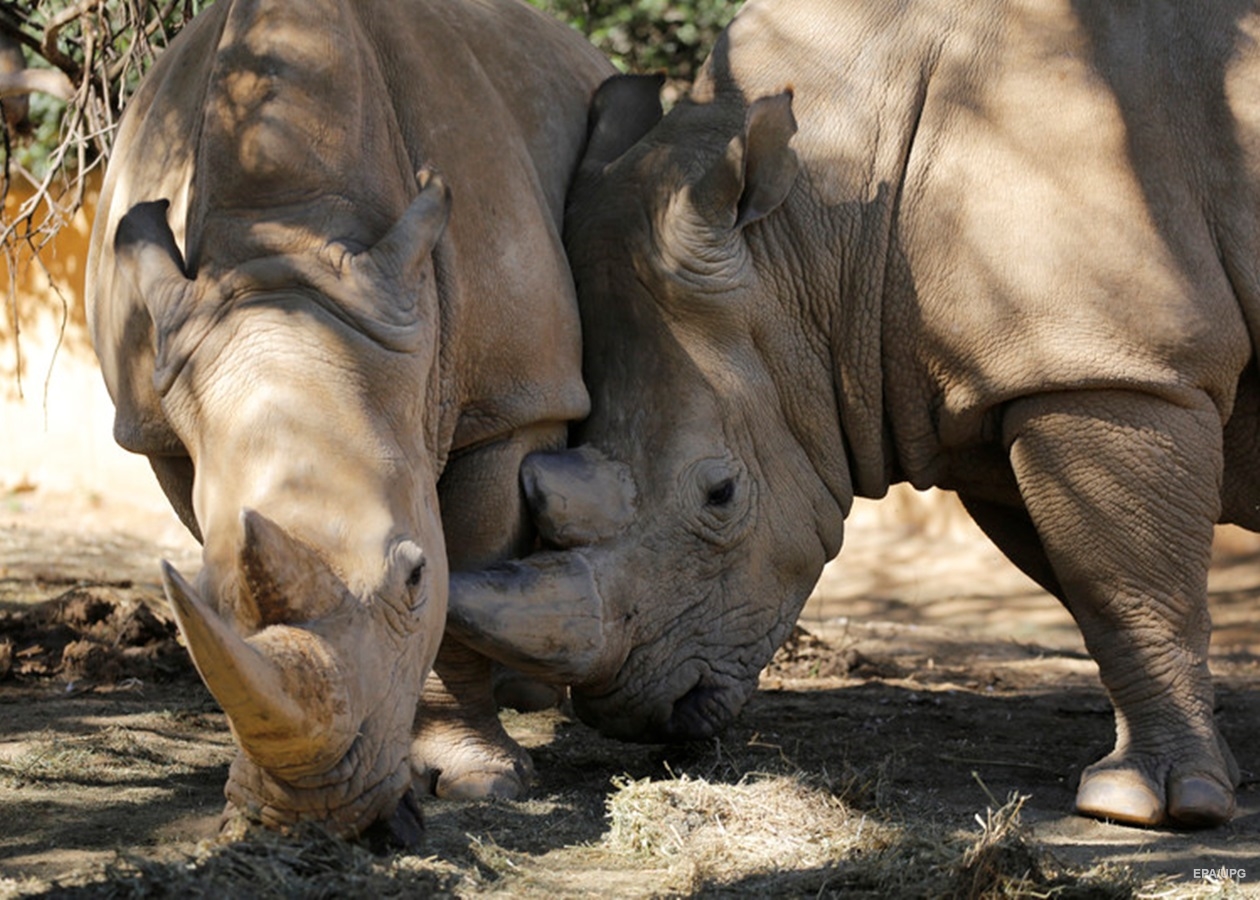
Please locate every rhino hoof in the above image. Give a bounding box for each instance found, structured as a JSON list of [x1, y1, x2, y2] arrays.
[[1169, 775, 1235, 828], [1075, 768, 1163, 826], [435, 766, 529, 801]]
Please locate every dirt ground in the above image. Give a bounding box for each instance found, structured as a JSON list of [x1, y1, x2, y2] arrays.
[[2, 333, 1259, 897], [2, 484, 1259, 896]]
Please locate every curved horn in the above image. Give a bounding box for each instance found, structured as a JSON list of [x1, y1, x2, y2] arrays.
[[446, 551, 612, 684], [161, 561, 356, 776]]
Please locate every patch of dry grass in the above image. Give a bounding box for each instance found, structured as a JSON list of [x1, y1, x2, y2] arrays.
[[3, 824, 461, 899], [603, 771, 892, 888], [0, 763, 1242, 900], [0, 725, 191, 788]]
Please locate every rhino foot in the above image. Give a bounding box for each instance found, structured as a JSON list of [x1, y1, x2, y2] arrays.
[[411, 725, 534, 801], [411, 639, 535, 801], [1075, 751, 1236, 828]]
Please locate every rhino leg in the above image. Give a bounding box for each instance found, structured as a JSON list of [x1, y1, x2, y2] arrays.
[[412, 639, 535, 799], [956, 493, 1062, 598], [411, 425, 566, 799], [1221, 363, 1260, 531], [1003, 389, 1237, 828]]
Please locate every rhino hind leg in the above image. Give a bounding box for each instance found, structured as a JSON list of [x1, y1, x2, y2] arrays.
[[956, 493, 1062, 598], [1002, 389, 1238, 828], [1220, 360, 1260, 532]]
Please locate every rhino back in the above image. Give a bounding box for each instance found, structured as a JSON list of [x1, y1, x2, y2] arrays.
[[355, 0, 611, 452], [702, 0, 1260, 491], [88, 0, 611, 462]]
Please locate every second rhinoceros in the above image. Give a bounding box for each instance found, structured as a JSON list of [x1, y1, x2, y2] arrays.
[[87, 0, 611, 842], [451, 0, 1260, 829]]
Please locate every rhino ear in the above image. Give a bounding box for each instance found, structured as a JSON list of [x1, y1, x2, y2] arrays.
[[695, 91, 800, 230], [580, 73, 665, 176], [355, 168, 450, 291], [114, 199, 200, 390], [115, 199, 189, 306], [343, 168, 449, 344]]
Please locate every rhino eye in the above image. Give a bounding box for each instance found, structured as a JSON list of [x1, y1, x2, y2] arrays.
[[406, 559, 426, 589], [706, 479, 735, 507]]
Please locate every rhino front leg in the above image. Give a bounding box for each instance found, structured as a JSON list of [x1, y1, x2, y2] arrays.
[[411, 425, 566, 799], [1003, 389, 1238, 827], [412, 638, 535, 798]]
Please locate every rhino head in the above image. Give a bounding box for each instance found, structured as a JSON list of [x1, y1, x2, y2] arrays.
[[449, 77, 848, 741], [113, 172, 451, 845]]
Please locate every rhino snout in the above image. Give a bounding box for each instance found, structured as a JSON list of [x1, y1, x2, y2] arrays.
[[572, 671, 751, 743]]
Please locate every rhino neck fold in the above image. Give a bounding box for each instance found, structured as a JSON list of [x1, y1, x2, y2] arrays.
[[695, 3, 949, 502], [739, 209, 853, 553]]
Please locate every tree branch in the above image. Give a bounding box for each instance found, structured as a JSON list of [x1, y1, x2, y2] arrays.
[[0, 68, 75, 102]]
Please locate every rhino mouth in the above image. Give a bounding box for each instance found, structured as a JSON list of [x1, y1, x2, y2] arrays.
[[223, 735, 421, 847], [571, 671, 753, 743], [660, 680, 746, 740]]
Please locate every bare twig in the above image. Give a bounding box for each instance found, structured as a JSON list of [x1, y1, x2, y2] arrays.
[[0, 68, 74, 101], [1, 1, 202, 396]]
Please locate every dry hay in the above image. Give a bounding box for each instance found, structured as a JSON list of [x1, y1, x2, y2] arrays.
[[0, 824, 460, 900], [598, 773, 1128, 899], [0, 756, 1199, 900], [0, 579, 1250, 898], [603, 771, 891, 890]]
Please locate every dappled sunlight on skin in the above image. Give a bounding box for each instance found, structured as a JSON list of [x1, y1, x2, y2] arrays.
[[470, 0, 1260, 835], [84, 0, 620, 828]]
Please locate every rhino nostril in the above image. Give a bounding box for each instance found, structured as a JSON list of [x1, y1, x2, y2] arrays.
[[664, 681, 731, 741]]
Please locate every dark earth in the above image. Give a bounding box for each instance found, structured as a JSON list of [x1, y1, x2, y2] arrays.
[[1, 487, 1258, 897]]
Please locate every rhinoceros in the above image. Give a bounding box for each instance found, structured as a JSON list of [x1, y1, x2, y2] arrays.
[[450, 0, 1260, 828], [86, 0, 610, 841]]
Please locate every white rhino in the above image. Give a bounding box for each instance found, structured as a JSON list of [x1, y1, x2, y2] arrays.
[[87, 0, 610, 842], [451, 0, 1260, 828]]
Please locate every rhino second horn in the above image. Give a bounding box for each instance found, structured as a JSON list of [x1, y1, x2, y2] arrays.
[[238, 508, 348, 627], [161, 560, 356, 777], [521, 447, 637, 547]]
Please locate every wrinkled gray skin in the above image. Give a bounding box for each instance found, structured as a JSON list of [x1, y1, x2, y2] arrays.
[[87, 0, 610, 843], [452, 0, 1260, 829]]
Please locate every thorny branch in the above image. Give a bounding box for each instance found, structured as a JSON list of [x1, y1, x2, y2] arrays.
[[1, 0, 201, 396]]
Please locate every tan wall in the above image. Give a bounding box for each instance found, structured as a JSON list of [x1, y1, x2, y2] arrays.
[[0, 171, 189, 545], [0, 172, 96, 379]]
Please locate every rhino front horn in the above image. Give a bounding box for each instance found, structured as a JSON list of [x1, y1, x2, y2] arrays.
[[446, 550, 611, 684], [161, 560, 357, 777]]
